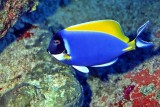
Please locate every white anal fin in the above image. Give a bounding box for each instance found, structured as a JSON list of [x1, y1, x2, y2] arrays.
[[91, 58, 118, 67], [72, 65, 89, 73]]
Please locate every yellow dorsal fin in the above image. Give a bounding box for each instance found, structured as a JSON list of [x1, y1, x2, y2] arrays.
[[65, 20, 129, 43]]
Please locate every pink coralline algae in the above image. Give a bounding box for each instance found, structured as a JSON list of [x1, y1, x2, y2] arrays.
[[114, 85, 135, 107], [155, 29, 160, 38], [124, 69, 160, 90], [17, 26, 37, 41], [17, 31, 34, 41], [101, 96, 107, 102], [124, 69, 160, 107], [123, 85, 135, 100]]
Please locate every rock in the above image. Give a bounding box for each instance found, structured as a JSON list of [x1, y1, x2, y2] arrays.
[[0, 71, 83, 107], [0, 0, 37, 38], [0, 26, 83, 106]]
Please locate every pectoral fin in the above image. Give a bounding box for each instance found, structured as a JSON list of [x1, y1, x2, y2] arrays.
[[92, 58, 118, 67], [72, 65, 89, 73], [63, 54, 71, 60]]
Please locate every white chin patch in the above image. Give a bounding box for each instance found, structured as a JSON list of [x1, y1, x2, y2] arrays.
[[52, 53, 65, 61]]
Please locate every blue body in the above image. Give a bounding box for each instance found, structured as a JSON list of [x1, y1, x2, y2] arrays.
[[59, 30, 128, 66]]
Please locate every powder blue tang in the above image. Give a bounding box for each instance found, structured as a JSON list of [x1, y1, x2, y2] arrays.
[[47, 20, 153, 73]]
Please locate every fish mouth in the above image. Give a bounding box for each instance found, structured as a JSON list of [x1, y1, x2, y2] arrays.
[[47, 49, 57, 55]]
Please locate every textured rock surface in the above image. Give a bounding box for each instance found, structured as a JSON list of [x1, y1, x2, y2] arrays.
[[0, 0, 37, 38], [0, 0, 83, 107], [0, 72, 82, 107], [0, 27, 83, 107]]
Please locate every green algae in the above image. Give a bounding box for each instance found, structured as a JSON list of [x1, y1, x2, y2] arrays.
[[140, 83, 155, 96], [155, 90, 160, 101]]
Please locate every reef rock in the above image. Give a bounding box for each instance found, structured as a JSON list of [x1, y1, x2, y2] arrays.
[[0, 0, 37, 38], [0, 25, 83, 107]]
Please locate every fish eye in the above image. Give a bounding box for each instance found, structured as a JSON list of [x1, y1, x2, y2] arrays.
[[54, 40, 60, 45]]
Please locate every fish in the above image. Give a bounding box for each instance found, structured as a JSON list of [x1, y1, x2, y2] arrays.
[[47, 20, 153, 73]]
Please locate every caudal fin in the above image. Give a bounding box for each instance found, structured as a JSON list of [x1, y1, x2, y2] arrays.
[[136, 20, 154, 48]]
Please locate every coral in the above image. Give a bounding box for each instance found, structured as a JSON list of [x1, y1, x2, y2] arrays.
[[155, 91, 160, 103], [88, 75, 132, 107], [124, 69, 160, 106], [152, 24, 160, 38], [17, 31, 34, 41], [140, 83, 155, 96], [124, 69, 160, 90], [155, 29, 160, 38], [123, 85, 135, 100], [101, 96, 107, 102], [16, 25, 37, 41], [0, 0, 36, 38], [132, 94, 159, 107]]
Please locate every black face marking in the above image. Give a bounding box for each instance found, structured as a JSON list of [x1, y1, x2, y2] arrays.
[[47, 33, 66, 55]]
